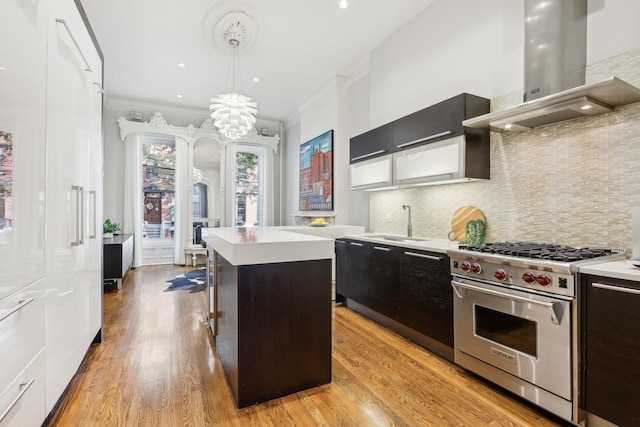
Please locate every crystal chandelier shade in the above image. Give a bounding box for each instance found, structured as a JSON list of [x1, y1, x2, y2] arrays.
[[209, 24, 258, 140]]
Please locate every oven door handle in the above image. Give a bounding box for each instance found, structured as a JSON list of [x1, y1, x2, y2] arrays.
[[451, 280, 564, 325]]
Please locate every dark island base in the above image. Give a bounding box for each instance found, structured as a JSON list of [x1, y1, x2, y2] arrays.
[[215, 255, 333, 408]]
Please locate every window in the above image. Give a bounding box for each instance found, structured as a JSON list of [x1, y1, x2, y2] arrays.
[[235, 146, 262, 226], [141, 137, 175, 239]]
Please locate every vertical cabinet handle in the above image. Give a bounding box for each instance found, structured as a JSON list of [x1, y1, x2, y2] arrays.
[[72, 185, 81, 246], [71, 186, 85, 246], [79, 186, 85, 245], [89, 190, 97, 239], [0, 378, 35, 423]]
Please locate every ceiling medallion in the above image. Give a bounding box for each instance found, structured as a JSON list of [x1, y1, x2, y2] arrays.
[[202, 2, 262, 55]]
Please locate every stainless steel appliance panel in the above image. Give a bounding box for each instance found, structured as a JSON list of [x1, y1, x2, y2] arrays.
[[452, 277, 572, 400]]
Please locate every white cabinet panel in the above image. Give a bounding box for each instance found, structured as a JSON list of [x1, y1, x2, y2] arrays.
[[0, 0, 47, 301], [0, 279, 45, 396], [392, 135, 466, 186], [44, 0, 103, 413], [0, 349, 46, 427], [349, 154, 393, 190]]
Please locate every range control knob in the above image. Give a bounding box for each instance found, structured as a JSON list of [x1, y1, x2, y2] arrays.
[[494, 269, 507, 281], [522, 272, 537, 283], [536, 274, 552, 286], [460, 262, 471, 272], [470, 263, 482, 273]]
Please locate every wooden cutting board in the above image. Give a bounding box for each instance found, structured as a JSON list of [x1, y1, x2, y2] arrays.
[[448, 205, 486, 244]]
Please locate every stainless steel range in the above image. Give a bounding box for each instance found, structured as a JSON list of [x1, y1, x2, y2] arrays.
[[447, 242, 625, 424]]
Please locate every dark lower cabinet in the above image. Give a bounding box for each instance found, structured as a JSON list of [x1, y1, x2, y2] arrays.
[[334, 239, 453, 356], [398, 250, 453, 348], [581, 274, 640, 426], [345, 240, 371, 306], [334, 239, 350, 303], [369, 244, 400, 320]]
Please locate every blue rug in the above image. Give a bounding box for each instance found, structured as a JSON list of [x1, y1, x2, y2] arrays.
[[165, 268, 206, 293]]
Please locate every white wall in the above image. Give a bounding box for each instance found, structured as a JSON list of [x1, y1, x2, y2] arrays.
[[283, 121, 301, 224], [587, 0, 640, 64], [369, 0, 524, 127], [291, 78, 351, 226], [347, 73, 372, 230]]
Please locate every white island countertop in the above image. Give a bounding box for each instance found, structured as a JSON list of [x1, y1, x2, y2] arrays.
[[202, 226, 335, 266], [580, 259, 640, 282]]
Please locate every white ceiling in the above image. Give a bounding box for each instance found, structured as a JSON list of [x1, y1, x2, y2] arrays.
[[79, 0, 434, 123]]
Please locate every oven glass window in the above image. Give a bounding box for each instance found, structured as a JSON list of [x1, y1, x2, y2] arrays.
[[475, 305, 537, 357]]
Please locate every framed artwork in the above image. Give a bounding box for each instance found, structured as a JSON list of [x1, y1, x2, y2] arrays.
[[299, 130, 333, 211]]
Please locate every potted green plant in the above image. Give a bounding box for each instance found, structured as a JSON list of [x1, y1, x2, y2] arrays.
[[103, 218, 121, 238]]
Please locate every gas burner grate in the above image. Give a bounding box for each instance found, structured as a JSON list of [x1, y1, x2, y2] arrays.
[[461, 242, 617, 262]]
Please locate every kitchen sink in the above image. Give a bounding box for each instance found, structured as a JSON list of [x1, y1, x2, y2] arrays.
[[365, 234, 429, 243]]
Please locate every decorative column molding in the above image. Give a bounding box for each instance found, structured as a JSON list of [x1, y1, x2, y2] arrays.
[[117, 112, 281, 152]]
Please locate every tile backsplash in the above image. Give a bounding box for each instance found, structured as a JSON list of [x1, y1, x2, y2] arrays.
[[370, 49, 640, 256]]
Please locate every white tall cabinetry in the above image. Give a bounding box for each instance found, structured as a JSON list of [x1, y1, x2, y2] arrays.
[[0, 0, 48, 425], [0, 0, 103, 424], [44, 0, 104, 416]]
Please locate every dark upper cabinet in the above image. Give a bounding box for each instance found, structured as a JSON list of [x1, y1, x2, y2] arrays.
[[349, 123, 393, 163], [581, 274, 640, 427], [393, 93, 490, 150], [349, 93, 490, 164]]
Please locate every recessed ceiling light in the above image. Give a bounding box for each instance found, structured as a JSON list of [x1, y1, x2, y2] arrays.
[[338, 0, 348, 9], [504, 123, 513, 130], [580, 104, 593, 110], [177, 62, 186, 68], [177, 94, 183, 98], [252, 77, 260, 82]]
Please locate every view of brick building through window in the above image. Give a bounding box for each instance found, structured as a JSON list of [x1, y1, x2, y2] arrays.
[[0, 131, 13, 231], [142, 142, 175, 239]]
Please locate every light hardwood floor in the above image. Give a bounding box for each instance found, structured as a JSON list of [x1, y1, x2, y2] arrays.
[[45, 264, 566, 426]]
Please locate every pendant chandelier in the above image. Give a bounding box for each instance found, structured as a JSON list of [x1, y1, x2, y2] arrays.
[[209, 35, 258, 140]]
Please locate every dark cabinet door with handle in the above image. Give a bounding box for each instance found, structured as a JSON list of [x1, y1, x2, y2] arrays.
[[341, 240, 371, 306], [398, 250, 453, 347], [392, 93, 489, 151], [349, 123, 393, 163], [369, 244, 401, 320], [581, 275, 640, 427]]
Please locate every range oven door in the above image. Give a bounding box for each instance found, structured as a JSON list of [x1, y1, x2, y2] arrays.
[[452, 277, 572, 400]]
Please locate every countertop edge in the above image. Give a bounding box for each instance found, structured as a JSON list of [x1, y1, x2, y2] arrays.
[[579, 260, 640, 282]]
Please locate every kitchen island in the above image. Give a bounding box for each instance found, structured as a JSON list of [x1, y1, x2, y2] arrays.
[[201, 227, 334, 408]]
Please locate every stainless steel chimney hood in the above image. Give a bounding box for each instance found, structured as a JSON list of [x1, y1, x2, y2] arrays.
[[463, 77, 640, 132], [463, 0, 640, 133]]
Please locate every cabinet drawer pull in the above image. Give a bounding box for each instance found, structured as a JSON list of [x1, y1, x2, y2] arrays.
[[0, 378, 35, 423], [374, 246, 390, 251], [404, 251, 442, 261], [351, 149, 387, 162], [396, 130, 453, 149], [592, 282, 640, 295], [349, 242, 364, 247], [0, 297, 35, 323]]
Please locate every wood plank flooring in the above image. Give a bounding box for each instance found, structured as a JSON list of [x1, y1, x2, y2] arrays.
[[45, 264, 567, 426]]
